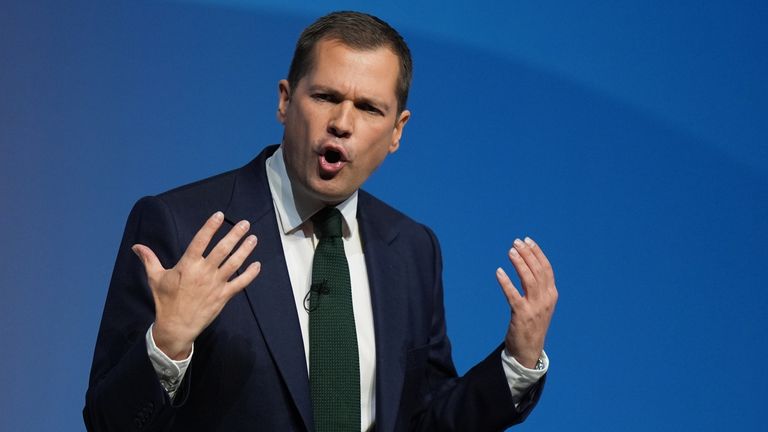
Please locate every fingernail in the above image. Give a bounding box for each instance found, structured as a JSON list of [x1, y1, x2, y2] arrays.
[[524, 237, 534, 246], [238, 220, 250, 231], [513, 238, 524, 247], [496, 267, 507, 277], [245, 235, 257, 245], [131, 245, 142, 259], [213, 211, 224, 221], [509, 247, 520, 257]]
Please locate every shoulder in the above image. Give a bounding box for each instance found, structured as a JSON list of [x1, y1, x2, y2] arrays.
[[123, 167, 243, 247], [138, 145, 276, 222], [357, 189, 441, 252], [154, 166, 243, 213], [128, 147, 275, 241]]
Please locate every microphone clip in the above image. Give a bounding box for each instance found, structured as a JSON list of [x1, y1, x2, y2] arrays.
[[304, 280, 329, 312]]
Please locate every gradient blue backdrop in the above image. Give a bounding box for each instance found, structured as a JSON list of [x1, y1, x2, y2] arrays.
[[2, 0, 766, 430]]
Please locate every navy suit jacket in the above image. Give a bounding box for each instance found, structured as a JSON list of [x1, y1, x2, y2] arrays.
[[84, 145, 544, 431]]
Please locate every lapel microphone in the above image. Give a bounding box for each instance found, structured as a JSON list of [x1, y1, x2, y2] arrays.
[[304, 280, 329, 312]]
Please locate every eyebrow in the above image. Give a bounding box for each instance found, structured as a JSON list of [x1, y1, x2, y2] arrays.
[[308, 85, 391, 114]]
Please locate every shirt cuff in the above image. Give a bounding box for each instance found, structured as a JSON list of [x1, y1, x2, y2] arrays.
[[146, 323, 193, 399], [500, 349, 549, 404]]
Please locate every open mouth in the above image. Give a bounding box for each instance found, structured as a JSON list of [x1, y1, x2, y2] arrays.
[[323, 149, 342, 164], [317, 146, 348, 177]]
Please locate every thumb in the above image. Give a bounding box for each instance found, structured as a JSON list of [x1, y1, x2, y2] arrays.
[[131, 244, 164, 276]]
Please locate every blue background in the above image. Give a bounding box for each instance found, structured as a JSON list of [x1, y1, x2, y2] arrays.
[[2, 0, 766, 430]]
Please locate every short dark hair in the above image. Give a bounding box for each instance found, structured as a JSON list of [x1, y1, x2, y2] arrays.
[[287, 11, 413, 113]]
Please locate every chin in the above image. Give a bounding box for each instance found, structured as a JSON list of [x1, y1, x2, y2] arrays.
[[308, 181, 354, 204], [316, 190, 351, 205]]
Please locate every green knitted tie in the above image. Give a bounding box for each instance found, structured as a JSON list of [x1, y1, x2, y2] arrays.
[[309, 207, 360, 432]]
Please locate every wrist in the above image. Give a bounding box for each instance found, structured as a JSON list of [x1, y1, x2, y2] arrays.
[[515, 355, 539, 369], [152, 323, 193, 360], [504, 345, 541, 369]]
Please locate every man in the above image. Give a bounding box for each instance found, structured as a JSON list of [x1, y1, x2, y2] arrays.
[[85, 11, 557, 431]]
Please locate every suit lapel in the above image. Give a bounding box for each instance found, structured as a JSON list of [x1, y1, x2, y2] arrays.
[[358, 194, 409, 432], [225, 146, 314, 431]]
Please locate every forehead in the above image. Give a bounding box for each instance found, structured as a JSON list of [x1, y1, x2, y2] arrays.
[[303, 39, 400, 103]]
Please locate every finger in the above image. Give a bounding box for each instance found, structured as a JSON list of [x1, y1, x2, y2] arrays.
[[514, 238, 545, 284], [495, 267, 522, 307], [219, 235, 258, 279], [184, 211, 225, 259], [132, 244, 164, 278], [525, 237, 555, 282], [207, 220, 251, 267], [508, 245, 537, 298], [225, 261, 262, 297]]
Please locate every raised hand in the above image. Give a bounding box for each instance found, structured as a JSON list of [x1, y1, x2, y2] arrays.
[[131, 211, 262, 360], [496, 237, 558, 369]]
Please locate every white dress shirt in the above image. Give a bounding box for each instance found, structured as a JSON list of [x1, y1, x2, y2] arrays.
[[146, 145, 548, 428]]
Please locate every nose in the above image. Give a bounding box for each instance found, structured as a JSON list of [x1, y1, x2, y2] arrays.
[[327, 101, 353, 139]]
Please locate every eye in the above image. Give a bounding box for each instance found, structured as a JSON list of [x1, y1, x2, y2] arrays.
[[312, 93, 337, 103], [357, 103, 383, 116]]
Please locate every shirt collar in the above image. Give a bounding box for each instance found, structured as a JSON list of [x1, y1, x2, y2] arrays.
[[265, 145, 358, 237]]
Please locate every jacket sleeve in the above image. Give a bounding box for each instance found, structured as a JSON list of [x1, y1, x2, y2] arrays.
[[84, 196, 190, 431], [409, 225, 546, 431]]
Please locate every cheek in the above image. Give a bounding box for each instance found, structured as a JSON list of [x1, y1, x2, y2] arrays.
[[359, 141, 392, 172], [298, 102, 326, 129]]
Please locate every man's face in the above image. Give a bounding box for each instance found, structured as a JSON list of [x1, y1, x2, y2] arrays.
[[277, 38, 410, 204]]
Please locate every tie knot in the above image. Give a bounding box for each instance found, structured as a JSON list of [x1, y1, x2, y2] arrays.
[[312, 207, 343, 239]]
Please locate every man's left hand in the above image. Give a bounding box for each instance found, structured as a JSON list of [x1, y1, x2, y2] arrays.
[[496, 237, 558, 369]]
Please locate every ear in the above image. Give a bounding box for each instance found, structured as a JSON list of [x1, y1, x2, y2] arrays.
[[389, 109, 411, 153], [277, 79, 291, 124]]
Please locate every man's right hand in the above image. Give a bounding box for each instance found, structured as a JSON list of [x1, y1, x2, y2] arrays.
[[131, 211, 262, 360]]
